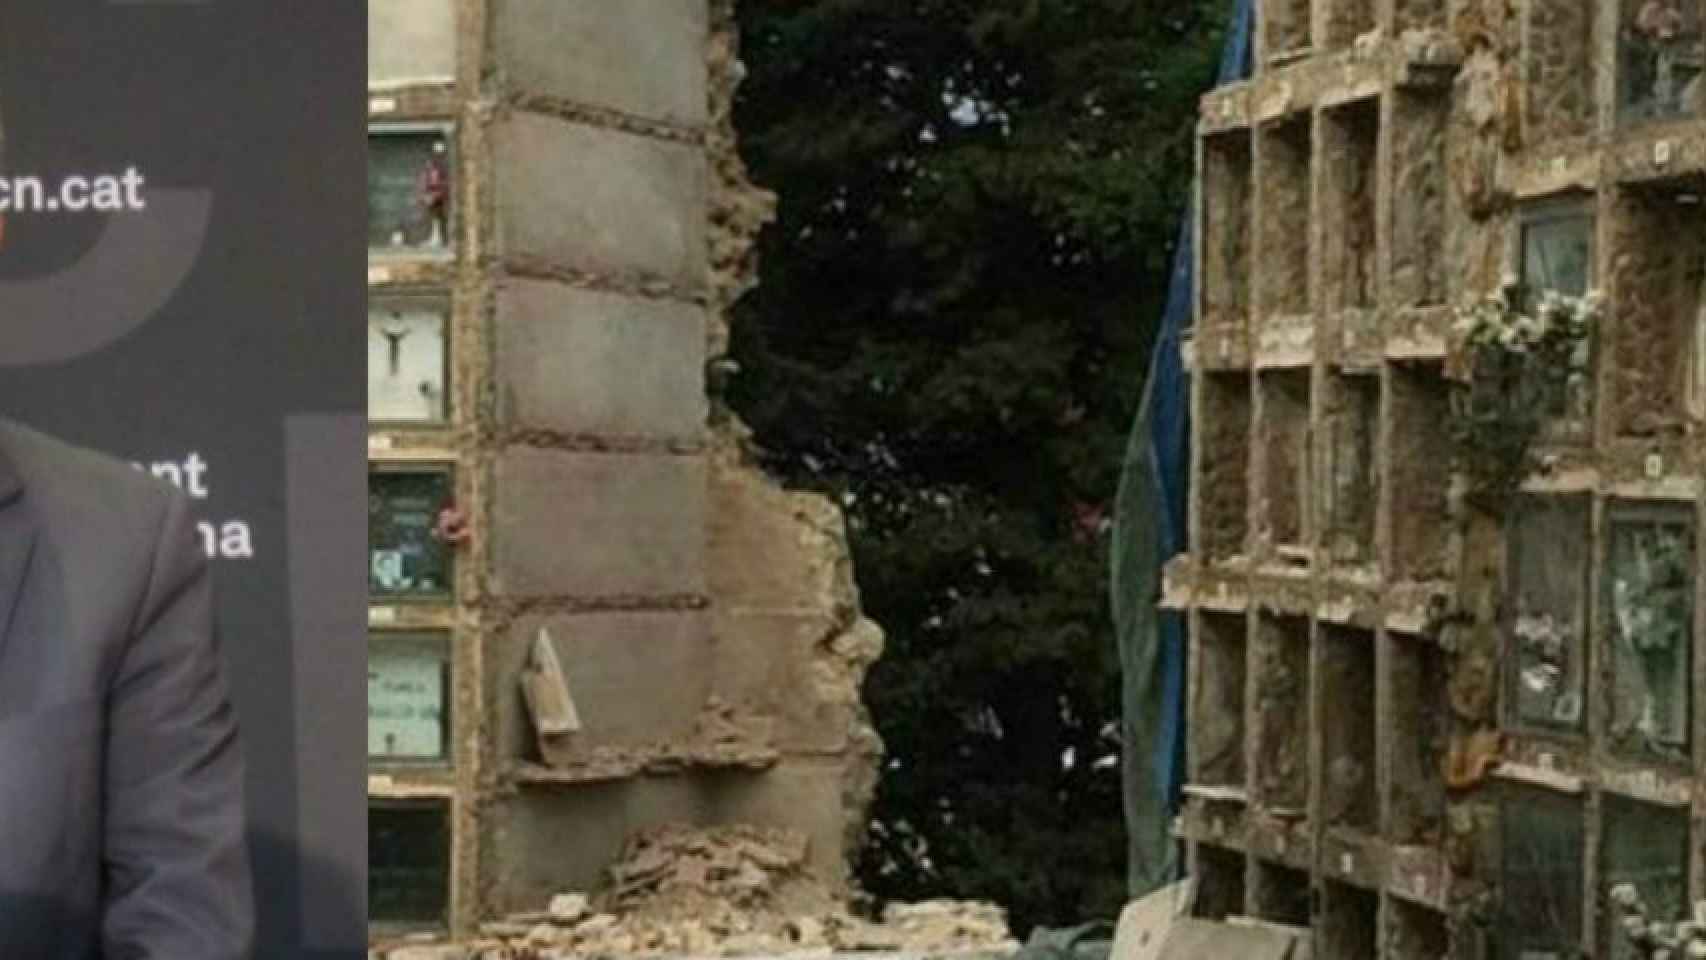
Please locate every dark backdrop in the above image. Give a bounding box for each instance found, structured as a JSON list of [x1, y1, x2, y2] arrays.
[[0, 1, 366, 954]]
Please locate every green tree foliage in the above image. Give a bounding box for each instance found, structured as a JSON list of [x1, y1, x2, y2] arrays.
[[728, 0, 1227, 933]]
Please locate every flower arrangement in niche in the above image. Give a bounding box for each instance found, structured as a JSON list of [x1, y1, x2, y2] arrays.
[[1514, 609, 1581, 726], [1610, 522, 1693, 748], [1610, 883, 1706, 958], [1448, 283, 1600, 509]]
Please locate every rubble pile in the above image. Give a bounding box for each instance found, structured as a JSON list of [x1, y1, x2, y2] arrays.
[[374, 826, 1016, 960], [599, 823, 833, 929]]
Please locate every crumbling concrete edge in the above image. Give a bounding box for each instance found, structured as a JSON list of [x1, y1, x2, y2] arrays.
[[706, 0, 887, 889]]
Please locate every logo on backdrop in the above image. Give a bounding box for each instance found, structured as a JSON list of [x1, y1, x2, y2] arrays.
[[0, 0, 213, 367]]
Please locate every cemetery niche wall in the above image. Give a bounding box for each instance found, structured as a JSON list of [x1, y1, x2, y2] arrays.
[[361, 0, 891, 943], [1167, 0, 1706, 956]]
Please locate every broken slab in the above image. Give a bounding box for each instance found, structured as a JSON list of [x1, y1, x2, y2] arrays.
[[1155, 917, 1303, 960], [1110, 880, 1194, 960], [523, 627, 583, 766]]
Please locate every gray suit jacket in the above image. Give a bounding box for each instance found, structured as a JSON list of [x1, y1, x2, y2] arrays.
[[0, 419, 253, 957]]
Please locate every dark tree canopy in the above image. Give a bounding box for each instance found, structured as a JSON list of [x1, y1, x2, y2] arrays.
[[729, 0, 1227, 933]]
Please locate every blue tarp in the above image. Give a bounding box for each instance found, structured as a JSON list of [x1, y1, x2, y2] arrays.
[[1110, 0, 1254, 898]]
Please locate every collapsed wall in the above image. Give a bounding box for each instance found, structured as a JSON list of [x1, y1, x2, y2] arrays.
[[367, 0, 885, 941], [471, 0, 886, 914]]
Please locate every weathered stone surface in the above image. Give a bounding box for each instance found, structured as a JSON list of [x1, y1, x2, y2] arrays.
[[711, 611, 859, 755], [493, 0, 709, 126], [493, 112, 707, 288], [1260, 0, 1311, 59], [1193, 613, 1246, 787], [1201, 134, 1253, 331], [1198, 374, 1251, 561], [1255, 116, 1311, 323], [708, 760, 855, 891], [368, 0, 456, 88], [708, 450, 856, 613], [1609, 188, 1701, 437], [1321, 0, 1376, 50], [549, 892, 591, 923], [1320, 100, 1379, 313], [383, 946, 470, 960], [483, 779, 716, 914], [491, 449, 706, 598], [705, 0, 779, 354], [1523, 0, 1595, 143], [1395, 0, 1448, 33], [501, 612, 712, 757], [494, 280, 707, 440], [1391, 92, 1449, 308]]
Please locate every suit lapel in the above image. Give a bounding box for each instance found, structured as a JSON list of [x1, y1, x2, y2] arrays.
[[0, 443, 39, 652]]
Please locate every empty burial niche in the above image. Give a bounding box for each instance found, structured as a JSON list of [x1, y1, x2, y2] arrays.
[[1261, 0, 1312, 62], [1387, 363, 1452, 582], [1507, 495, 1591, 734], [1320, 626, 1376, 832], [1321, 100, 1379, 313], [1322, 0, 1375, 51], [1194, 844, 1248, 921], [1619, 0, 1704, 124], [369, 798, 452, 930], [1389, 637, 1446, 845], [1391, 93, 1449, 309], [1387, 900, 1449, 960], [1525, 0, 1598, 141], [1610, 180, 1706, 436], [1199, 373, 1253, 562], [1257, 370, 1312, 557], [1602, 796, 1690, 960], [1253, 615, 1310, 813], [1322, 373, 1378, 567], [1319, 882, 1377, 959], [1257, 115, 1312, 323], [1252, 861, 1312, 927], [1605, 504, 1695, 762], [1193, 613, 1248, 789], [1499, 785, 1585, 959], [1202, 132, 1254, 332]]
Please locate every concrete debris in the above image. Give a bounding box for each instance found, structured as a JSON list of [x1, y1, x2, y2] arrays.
[[380, 947, 471, 960], [602, 824, 827, 921], [523, 628, 582, 767], [547, 893, 589, 924], [1110, 880, 1194, 960], [1152, 918, 1302, 960], [375, 826, 1015, 960]]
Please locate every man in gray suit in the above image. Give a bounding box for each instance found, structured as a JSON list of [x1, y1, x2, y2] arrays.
[[0, 418, 253, 956]]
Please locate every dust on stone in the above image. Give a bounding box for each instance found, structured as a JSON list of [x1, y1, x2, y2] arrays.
[[371, 825, 1016, 960]]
